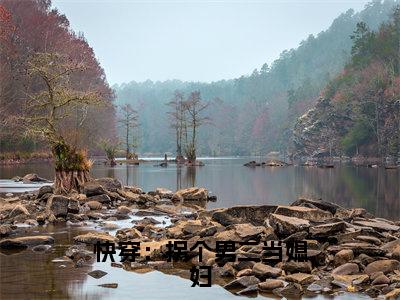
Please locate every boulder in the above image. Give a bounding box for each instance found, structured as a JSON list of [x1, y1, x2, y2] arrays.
[[231, 223, 264, 241], [274, 205, 332, 221], [273, 282, 303, 298], [0, 235, 54, 249], [334, 249, 354, 266], [0, 224, 15, 236], [331, 263, 359, 275], [268, 213, 310, 236], [353, 220, 400, 232], [94, 178, 122, 192], [236, 284, 259, 295], [74, 232, 117, 244], [212, 205, 277, 226], [8, 204, 30, 219], [291, 198, 340, 215], [86, 194, 111, 204], [285, 273, 318, 285], [252, 263, 282, 279], [82, 182, 106, 197], [365, 260, 400, 275], [172, 187, 208, 202], [116, 228, 142, 241], [86, 201, 103, 210], [67, 199, 80, 214], [282, 261, 312, 274], [37, 185, 54, 198], [46, 195, 70, 217], [224, 275, 260, 289], [117, 206, 131, 215], [309, 221, 346, 237], [372, 274, 390, 285], [155, 188, 173, 199], [23, 173, 49, 183]]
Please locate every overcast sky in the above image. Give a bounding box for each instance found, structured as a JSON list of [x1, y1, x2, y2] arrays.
[[52, 0, 370, 85]]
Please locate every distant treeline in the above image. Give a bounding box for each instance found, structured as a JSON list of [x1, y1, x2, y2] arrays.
[[114, 0, 398, 156]]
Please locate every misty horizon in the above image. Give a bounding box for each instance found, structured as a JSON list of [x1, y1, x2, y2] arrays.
[[52, 0, 369, 85]]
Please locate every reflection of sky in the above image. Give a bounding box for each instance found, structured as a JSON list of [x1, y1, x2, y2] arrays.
[[0, 158, 398, 219]]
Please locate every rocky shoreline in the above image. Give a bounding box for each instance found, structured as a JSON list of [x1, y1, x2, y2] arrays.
[[0, 177, 400, 299]]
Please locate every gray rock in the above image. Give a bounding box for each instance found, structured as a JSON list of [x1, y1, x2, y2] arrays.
[[46, 195, 70, 217], [37, 185, 54, 198], [82, 182, 106, 197]]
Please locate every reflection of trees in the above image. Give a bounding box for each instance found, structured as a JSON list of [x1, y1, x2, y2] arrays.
[[185, 167, 196, 187], [295, 166, 399, 220], [175, 166, 197, 190]]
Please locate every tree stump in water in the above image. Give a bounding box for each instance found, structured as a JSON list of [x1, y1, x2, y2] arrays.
[[54, 169, 90, 194]]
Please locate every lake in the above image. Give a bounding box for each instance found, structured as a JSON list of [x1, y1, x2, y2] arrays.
[[0, 157, 399, 219], [0, 157, 398, 299]]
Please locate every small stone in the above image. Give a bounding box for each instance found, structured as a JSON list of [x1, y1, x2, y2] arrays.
[[258, 279, 285, 291], [282, 261, 312, 274], [32, 244, 52, 252], [88, 270, 108, 279], [372, 274, 390, 285]]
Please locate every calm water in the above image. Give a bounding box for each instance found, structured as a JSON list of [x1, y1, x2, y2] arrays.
[[0, 157, 399, 219], [0, 157, 391, 299]]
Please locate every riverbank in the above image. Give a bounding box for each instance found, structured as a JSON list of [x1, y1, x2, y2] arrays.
[[1, 178, 399, 299]]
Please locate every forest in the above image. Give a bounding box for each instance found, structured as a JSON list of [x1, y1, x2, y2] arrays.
[[0, 0, 399, 159], [114, 0, 399, 157], [294, 6, 400, 158]]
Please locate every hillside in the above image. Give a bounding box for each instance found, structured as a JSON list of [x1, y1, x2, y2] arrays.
[[293, 6, 400, 159], [114, 0, 399, 156]]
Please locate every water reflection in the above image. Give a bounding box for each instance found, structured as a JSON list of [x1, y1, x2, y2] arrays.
[[0, 158, 399, 219]]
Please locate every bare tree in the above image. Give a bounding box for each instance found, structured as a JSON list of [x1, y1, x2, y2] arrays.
[[166, 90, 187, 161], [118, 104, 139, 159], [184, 91, 210, 163], [18, 52, 107, 194]]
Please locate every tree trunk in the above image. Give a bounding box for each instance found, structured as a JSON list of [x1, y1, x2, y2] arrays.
[[54, 169, 90, 194]]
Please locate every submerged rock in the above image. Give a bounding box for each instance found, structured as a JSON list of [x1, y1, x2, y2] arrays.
[[0, 235, 54, 249]]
